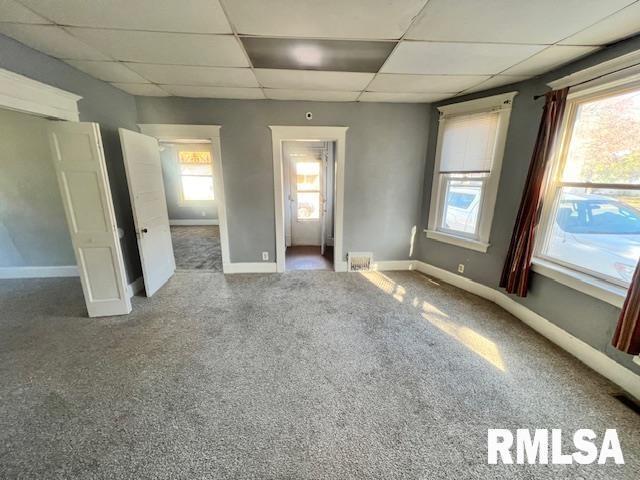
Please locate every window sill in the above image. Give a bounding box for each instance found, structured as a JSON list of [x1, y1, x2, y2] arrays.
[[531, 258, 627, 309], [424, 229, 489, 253]]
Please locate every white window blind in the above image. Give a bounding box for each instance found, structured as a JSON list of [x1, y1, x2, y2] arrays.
[[439, 112, 500, 174]]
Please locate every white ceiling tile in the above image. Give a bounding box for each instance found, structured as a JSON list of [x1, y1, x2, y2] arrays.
[[0, 0, 51, 24], [382, 42, 546, 75], [111, 83, 169, 96], [560, 2, 640, 46], [359, 92, 451, 103], [221, 0, 428, 39], [368, 74, 490, 93], [265, 89, 360, 101], [460, 75, 531, 94], [502, 46, 600, 76], [405, 0, 634, 44], [67, 29, 249, 67], [255, 69, 374, 91], [125, 63, 258, 87], [20, 0, 231, 33], [0, 23, 111, 60], [66, 60, 149, 83], [161, 85, 265, 99]]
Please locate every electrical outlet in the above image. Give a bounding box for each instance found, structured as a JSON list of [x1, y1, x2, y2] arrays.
[[201, 211, 206, 217], [458, 264, 465, 274], [262, 251, 269, 261]]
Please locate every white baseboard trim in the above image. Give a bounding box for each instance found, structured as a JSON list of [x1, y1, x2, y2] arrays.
[[401, 260, 640, 400], [373, 260, 414, 271], [126, 276, 144, 298], [223, 262, 277, 274], [0, 265, 79, 279], [169, 219, 219, 226]]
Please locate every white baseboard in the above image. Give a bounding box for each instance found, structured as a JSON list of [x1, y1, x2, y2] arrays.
[[0, 265, 79, 279], [223, 262, 277, 274], [400, 260, 640, 400], [373, 260, 414, 271], [169, 219, 218, 226], [126, 276, 144, 298]]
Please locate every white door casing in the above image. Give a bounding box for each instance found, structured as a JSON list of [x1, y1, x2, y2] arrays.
[[271, 127, 347, 273], [136, 124, 231, 272], [47, 121, 131, 317], [119, 128, 175, 296]]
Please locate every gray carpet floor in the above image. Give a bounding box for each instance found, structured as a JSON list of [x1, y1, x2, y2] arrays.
[[170, 225, 222, 271], [0, 270, 638, 479]]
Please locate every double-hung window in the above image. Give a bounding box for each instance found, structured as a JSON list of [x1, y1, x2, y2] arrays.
[[178, 150, 215, 202], [535, 81, 640, 293], [427, 92, 516, 252]]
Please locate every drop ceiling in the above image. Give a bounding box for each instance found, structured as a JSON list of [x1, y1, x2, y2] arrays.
[[0, 0, 639, 103]]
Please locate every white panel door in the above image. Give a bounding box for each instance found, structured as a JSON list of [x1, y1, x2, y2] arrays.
[[119, 128, 174, 296], [47, 121, 131, 317], [290, 147, 323, 246]]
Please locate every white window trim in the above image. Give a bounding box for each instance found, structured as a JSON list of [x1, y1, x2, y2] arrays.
[[533, 74, 640, 305], [426, 91, 517, 252]]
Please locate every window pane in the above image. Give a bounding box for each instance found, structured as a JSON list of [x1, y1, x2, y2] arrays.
[[297, 192, 320, 220], [442, 178, 482, 235], [296, 161, 320, 191], [182, 176, 214, 201], [562, 89, 640, 184], [544, 187, 640, 284], [180, 163, 212, 176]]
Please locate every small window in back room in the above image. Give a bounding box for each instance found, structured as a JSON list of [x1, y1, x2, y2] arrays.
[[178, 150, 214, 202]]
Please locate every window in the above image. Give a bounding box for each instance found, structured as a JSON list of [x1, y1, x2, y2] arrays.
[[178, 150, 214, 202], [427, 92, 516, 252], [536, 84, 640, 288]]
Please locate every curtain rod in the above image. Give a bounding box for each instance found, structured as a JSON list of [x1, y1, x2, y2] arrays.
[[532, 61, 640, 100]]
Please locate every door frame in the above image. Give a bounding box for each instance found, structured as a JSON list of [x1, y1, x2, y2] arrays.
[[138, 124, 231, 273], [269, 126, 348, 273]]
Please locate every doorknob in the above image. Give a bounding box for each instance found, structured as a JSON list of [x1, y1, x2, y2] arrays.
[[141, 228, 148, 233]]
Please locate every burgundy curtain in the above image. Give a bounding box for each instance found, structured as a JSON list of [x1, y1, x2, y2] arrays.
[[500, 88, 568, 297], [612, 263, 640, 355]]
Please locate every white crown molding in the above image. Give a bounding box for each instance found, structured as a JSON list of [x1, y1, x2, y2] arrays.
[[548, 48, 640, 91], [0, 67, 81, 121]]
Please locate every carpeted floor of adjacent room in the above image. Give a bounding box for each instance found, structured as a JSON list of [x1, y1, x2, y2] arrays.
[[0, 270, 638, 479], [170, 225, 222, 271]]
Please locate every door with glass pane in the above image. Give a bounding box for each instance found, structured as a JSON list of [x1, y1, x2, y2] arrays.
[[290, 154, 323, 246]]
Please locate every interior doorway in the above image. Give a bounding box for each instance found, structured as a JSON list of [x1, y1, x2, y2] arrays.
[[138, 124, 231, 274], [270, 126, 348, 273], [283, 141, 334, 271], [159, 141, 222, 272]]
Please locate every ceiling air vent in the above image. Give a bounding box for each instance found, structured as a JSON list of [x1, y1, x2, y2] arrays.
[[348, 252, 373, 272]]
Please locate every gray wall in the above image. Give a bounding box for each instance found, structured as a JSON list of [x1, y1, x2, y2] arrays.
[[0, 108, 75, 267], [415, 35, 640, 374], [160, 143, 218, 221], [136, 99, 430, 263], [0, 34, 142, 282]]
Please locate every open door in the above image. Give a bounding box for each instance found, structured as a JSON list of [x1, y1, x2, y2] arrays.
[[119, 128, 175, 296], [47, 121, 131, 317], [320, 146, 328, 256]]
